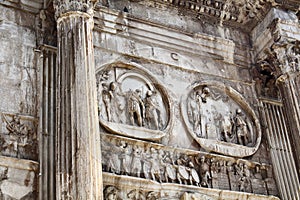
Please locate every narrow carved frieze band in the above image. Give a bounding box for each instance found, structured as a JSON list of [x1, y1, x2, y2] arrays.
[[101, 134, 278, 198], [53, 0, 98, 18]]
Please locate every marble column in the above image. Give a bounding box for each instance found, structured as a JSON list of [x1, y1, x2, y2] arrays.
[[257, 38, 300, 198], [276, 72, 300, 174], [53, 1, 103, 199]]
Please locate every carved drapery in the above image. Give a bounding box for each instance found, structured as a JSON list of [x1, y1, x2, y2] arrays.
[[53, 0, 103, 199]]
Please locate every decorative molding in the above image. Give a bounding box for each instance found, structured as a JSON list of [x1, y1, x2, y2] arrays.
[[146, 0, 280, 31]]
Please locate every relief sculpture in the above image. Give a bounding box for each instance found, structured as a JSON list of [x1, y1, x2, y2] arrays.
[[181, 81, 261, 157], [102, 135, 275, 197], [0, 113, 37, 160], [97, 63, 172, 141]]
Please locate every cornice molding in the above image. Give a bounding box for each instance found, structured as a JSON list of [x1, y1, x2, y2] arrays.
[[150, 0, 280, 30]]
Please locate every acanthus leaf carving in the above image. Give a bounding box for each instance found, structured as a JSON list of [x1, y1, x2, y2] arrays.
[[53, 0, 98, 18], [255, 40, 300, 98]]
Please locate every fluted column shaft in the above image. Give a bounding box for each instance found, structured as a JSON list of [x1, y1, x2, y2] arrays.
[[55, 8, 103, 199], [276, 74, 300, 176]]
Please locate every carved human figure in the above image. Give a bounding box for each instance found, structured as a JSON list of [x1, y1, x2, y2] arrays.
[[109, 82, 126, 123], [196, 156, 211, 187], [162, 151, 176, 183], [176, 154, 191, 185], [144, 90, 160, 130], [235, 163, 251, 192], [233, 109, 249, 146], [127, 189, 146, 200], [131, 146, 143, 177], [149, 147, 162, 182], [104, 186, 119, 200], [119, 141, 132, 175], [188, 91, 203, 136], [142, 147, 151, 179], [146, 191, 160, 200], [127, 89, 145, 126], [188, 161, 200, 186], [222, 114, 236, 143], [102, 83, 113, 121], [103, 139, 121, 174]]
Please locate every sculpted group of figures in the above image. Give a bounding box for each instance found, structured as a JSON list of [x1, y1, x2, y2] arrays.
[[100, 81, 164, 130], [187, 87, 254, 146], [102, 138, 274, 195]]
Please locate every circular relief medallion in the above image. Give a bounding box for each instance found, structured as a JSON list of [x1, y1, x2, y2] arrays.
[[96, 63, 173, 141], [181, 81, 261, 157]]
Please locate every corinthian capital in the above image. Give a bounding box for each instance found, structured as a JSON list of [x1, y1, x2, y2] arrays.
[[257, 41, 300, 78], [53, 0, 98, 18]]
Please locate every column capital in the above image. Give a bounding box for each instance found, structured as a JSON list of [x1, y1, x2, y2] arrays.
[[53, 0, 98, 19], [257, 40, 300, 79]]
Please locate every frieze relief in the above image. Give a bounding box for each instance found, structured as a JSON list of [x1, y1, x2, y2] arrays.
[[101, 134, 277, 197], [0, 113, 37, 160], [97, 63, 173, 141], [181, 81, 261, 157]]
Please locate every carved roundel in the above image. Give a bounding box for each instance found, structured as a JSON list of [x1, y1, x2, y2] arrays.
[[96, 62, 173, 141], [181, 81, 262, 157]]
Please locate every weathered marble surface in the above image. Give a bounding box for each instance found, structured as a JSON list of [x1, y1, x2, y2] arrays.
[[0, 156, 38, 200]]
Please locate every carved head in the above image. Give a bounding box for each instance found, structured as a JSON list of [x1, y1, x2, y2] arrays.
[[104, 186, 118, 200], [147, 90, 153, 97], [13, 115, 21, 124], [236, 109, 242, 115]]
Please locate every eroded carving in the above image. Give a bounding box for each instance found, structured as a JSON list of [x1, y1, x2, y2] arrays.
[[181, 82, 261, 157], [101, 135, 276, 196], [104, 186, 120, 200], [0, 114, 37, 160], [97, 64, 172, 141], [53, 0, 97, 18], [156, 0, 279, 30], [255, 41, 300, 99]]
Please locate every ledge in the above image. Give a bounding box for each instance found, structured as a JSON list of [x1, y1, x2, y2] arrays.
[[0, 156, 39, 171]]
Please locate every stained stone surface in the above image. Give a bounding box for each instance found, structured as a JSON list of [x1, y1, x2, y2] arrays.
[[1, 0, 300, 199], [0, 156, 38, 199]]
